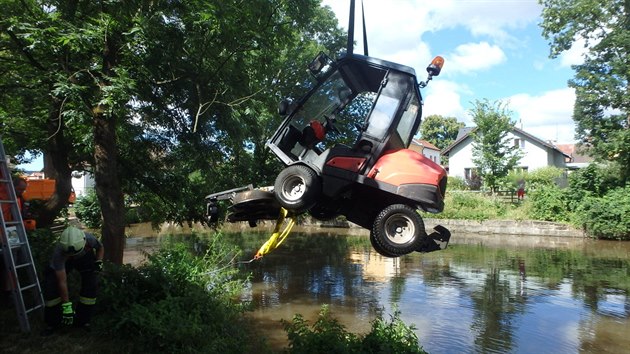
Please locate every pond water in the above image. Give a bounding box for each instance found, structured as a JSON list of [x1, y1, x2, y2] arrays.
[[122, 225, 630, 353], [219, 228, 630, 353]]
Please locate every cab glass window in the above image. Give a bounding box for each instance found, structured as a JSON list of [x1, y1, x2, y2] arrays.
[[396, 93, 420, 146]]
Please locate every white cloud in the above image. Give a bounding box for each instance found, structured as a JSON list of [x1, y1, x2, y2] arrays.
[[321, 0, 541, 66], [447, 42, 507, 74], [422, 80, 469, 122], [425, 0, 541, 41], [507, 88, 577, 143], [559, 37, 588, 67]]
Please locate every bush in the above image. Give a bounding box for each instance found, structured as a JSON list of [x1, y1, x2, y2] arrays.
[[74, 190, 102, 229], [447, 176, 467, 191], [96, 234, 253, 353], [526, 185, 571, 223], [433, 191, 506, 221], [283, 306, 426, 354], [75, 190, 153, 227], [526, 167, 566, 190], [568, 163, 623, 197], [572, 186, 630, 240]]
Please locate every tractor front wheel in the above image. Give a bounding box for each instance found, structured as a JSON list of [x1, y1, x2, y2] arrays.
[[274, 165, 321, 214], [371, 204, 426, 257]]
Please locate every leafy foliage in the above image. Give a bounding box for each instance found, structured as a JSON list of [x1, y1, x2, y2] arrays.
[[447, 176, 468, 191], [419, 114, 465, 150], [430, 191, 507, 221], [0, 0, 347, 262], [496, 167, 566, 192], [469, 99, 523, 192], [283, 305, 426, 354], [96, 235, 251, 353], [74, 190, 102, 229], [525, 166, 566, 190], [540, 0, 630, 181], [526, 185, 571, 222], [572, 186, 630, 240]]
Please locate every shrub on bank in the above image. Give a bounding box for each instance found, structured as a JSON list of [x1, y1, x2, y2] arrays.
[[526, 185, 571, 223], [283, 306, 426, 354], [572, 186, 630, 240], [96, 236, 253, 353], [432, 191, 506, 221]]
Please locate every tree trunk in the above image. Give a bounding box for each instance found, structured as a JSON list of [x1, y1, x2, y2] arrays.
[[37, 97, 73, 227], [93, 115, 125, 264]]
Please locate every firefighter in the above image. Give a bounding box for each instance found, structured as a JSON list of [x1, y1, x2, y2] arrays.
[[42, 226, 104, 334]]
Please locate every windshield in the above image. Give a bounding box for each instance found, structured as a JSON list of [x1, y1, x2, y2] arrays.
[[291, 71, 350, 129], [280, 71, 365, 157], [269, 56, 421, 164]]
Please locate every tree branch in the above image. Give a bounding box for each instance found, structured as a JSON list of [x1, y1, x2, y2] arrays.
[[5, 30, 46, 71]]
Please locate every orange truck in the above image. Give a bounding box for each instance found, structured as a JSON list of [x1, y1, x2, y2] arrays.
[[22, 178, 76, 204]]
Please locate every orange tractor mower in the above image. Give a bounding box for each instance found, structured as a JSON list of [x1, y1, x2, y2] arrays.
[[206, 1, 451, 258]]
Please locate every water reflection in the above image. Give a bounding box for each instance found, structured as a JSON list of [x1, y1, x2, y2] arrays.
[[226, 230, 630, 353]]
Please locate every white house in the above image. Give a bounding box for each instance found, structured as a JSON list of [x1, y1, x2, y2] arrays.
[[409, 139, 442, 165], [441, 127, 571, 180], [71, 171, 95, 198]]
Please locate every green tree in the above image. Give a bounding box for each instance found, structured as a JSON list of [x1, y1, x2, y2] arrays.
[[0, 0, 346, 263], [470, 99, 523, 192], [540, 0, 630, 181], [419, 114, 465, 150]]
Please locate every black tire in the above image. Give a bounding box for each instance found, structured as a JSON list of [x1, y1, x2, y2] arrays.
[[274, 165, 321, 213], [371, 204, 426, 257], [370, 232, 397, 257]]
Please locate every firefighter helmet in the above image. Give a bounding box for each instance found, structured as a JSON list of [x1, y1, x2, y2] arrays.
[[60, 226, 86, 255]]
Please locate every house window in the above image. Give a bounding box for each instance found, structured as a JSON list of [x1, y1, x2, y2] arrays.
[[464, 168, 478, 180], [514, 138, 525, 149]]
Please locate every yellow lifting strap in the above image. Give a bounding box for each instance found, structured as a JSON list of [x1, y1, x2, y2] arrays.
[[254, 207, 296, 260]]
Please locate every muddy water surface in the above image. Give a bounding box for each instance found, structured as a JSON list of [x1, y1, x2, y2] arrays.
[[124, 225, 630, 353]]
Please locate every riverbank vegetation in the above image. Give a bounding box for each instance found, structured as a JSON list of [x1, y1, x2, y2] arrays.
[[432, 164, 630, 240], [1, 231, 428, 353]]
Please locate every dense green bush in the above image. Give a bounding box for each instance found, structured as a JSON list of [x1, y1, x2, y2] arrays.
[[433, 191, 506, 221], [28, 228, 59, 270], [526, 185, 571, 222], [568, 163, 623, 197], [572, 186, 630, 240], [74, 190, 102, 229], [496, 167, 565, 192], [447, 176, 467, 191], [283, 306, 426, 354], [526, 167, 566, 190], [96, 235, 252, 353]]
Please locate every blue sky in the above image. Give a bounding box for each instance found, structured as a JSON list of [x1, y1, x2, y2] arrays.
[[322, 0, 584, 144]]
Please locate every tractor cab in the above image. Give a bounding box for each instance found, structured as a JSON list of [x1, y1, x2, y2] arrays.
[[268, 52, 427, 176]]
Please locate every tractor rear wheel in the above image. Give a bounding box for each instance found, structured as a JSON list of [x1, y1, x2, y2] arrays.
[[371, 204, 426, 257], [274, 165, 321, 214], [370, 232, 397, 257]]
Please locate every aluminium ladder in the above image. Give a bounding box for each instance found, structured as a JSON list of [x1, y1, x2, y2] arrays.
[[0, 137, 44, 332]]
